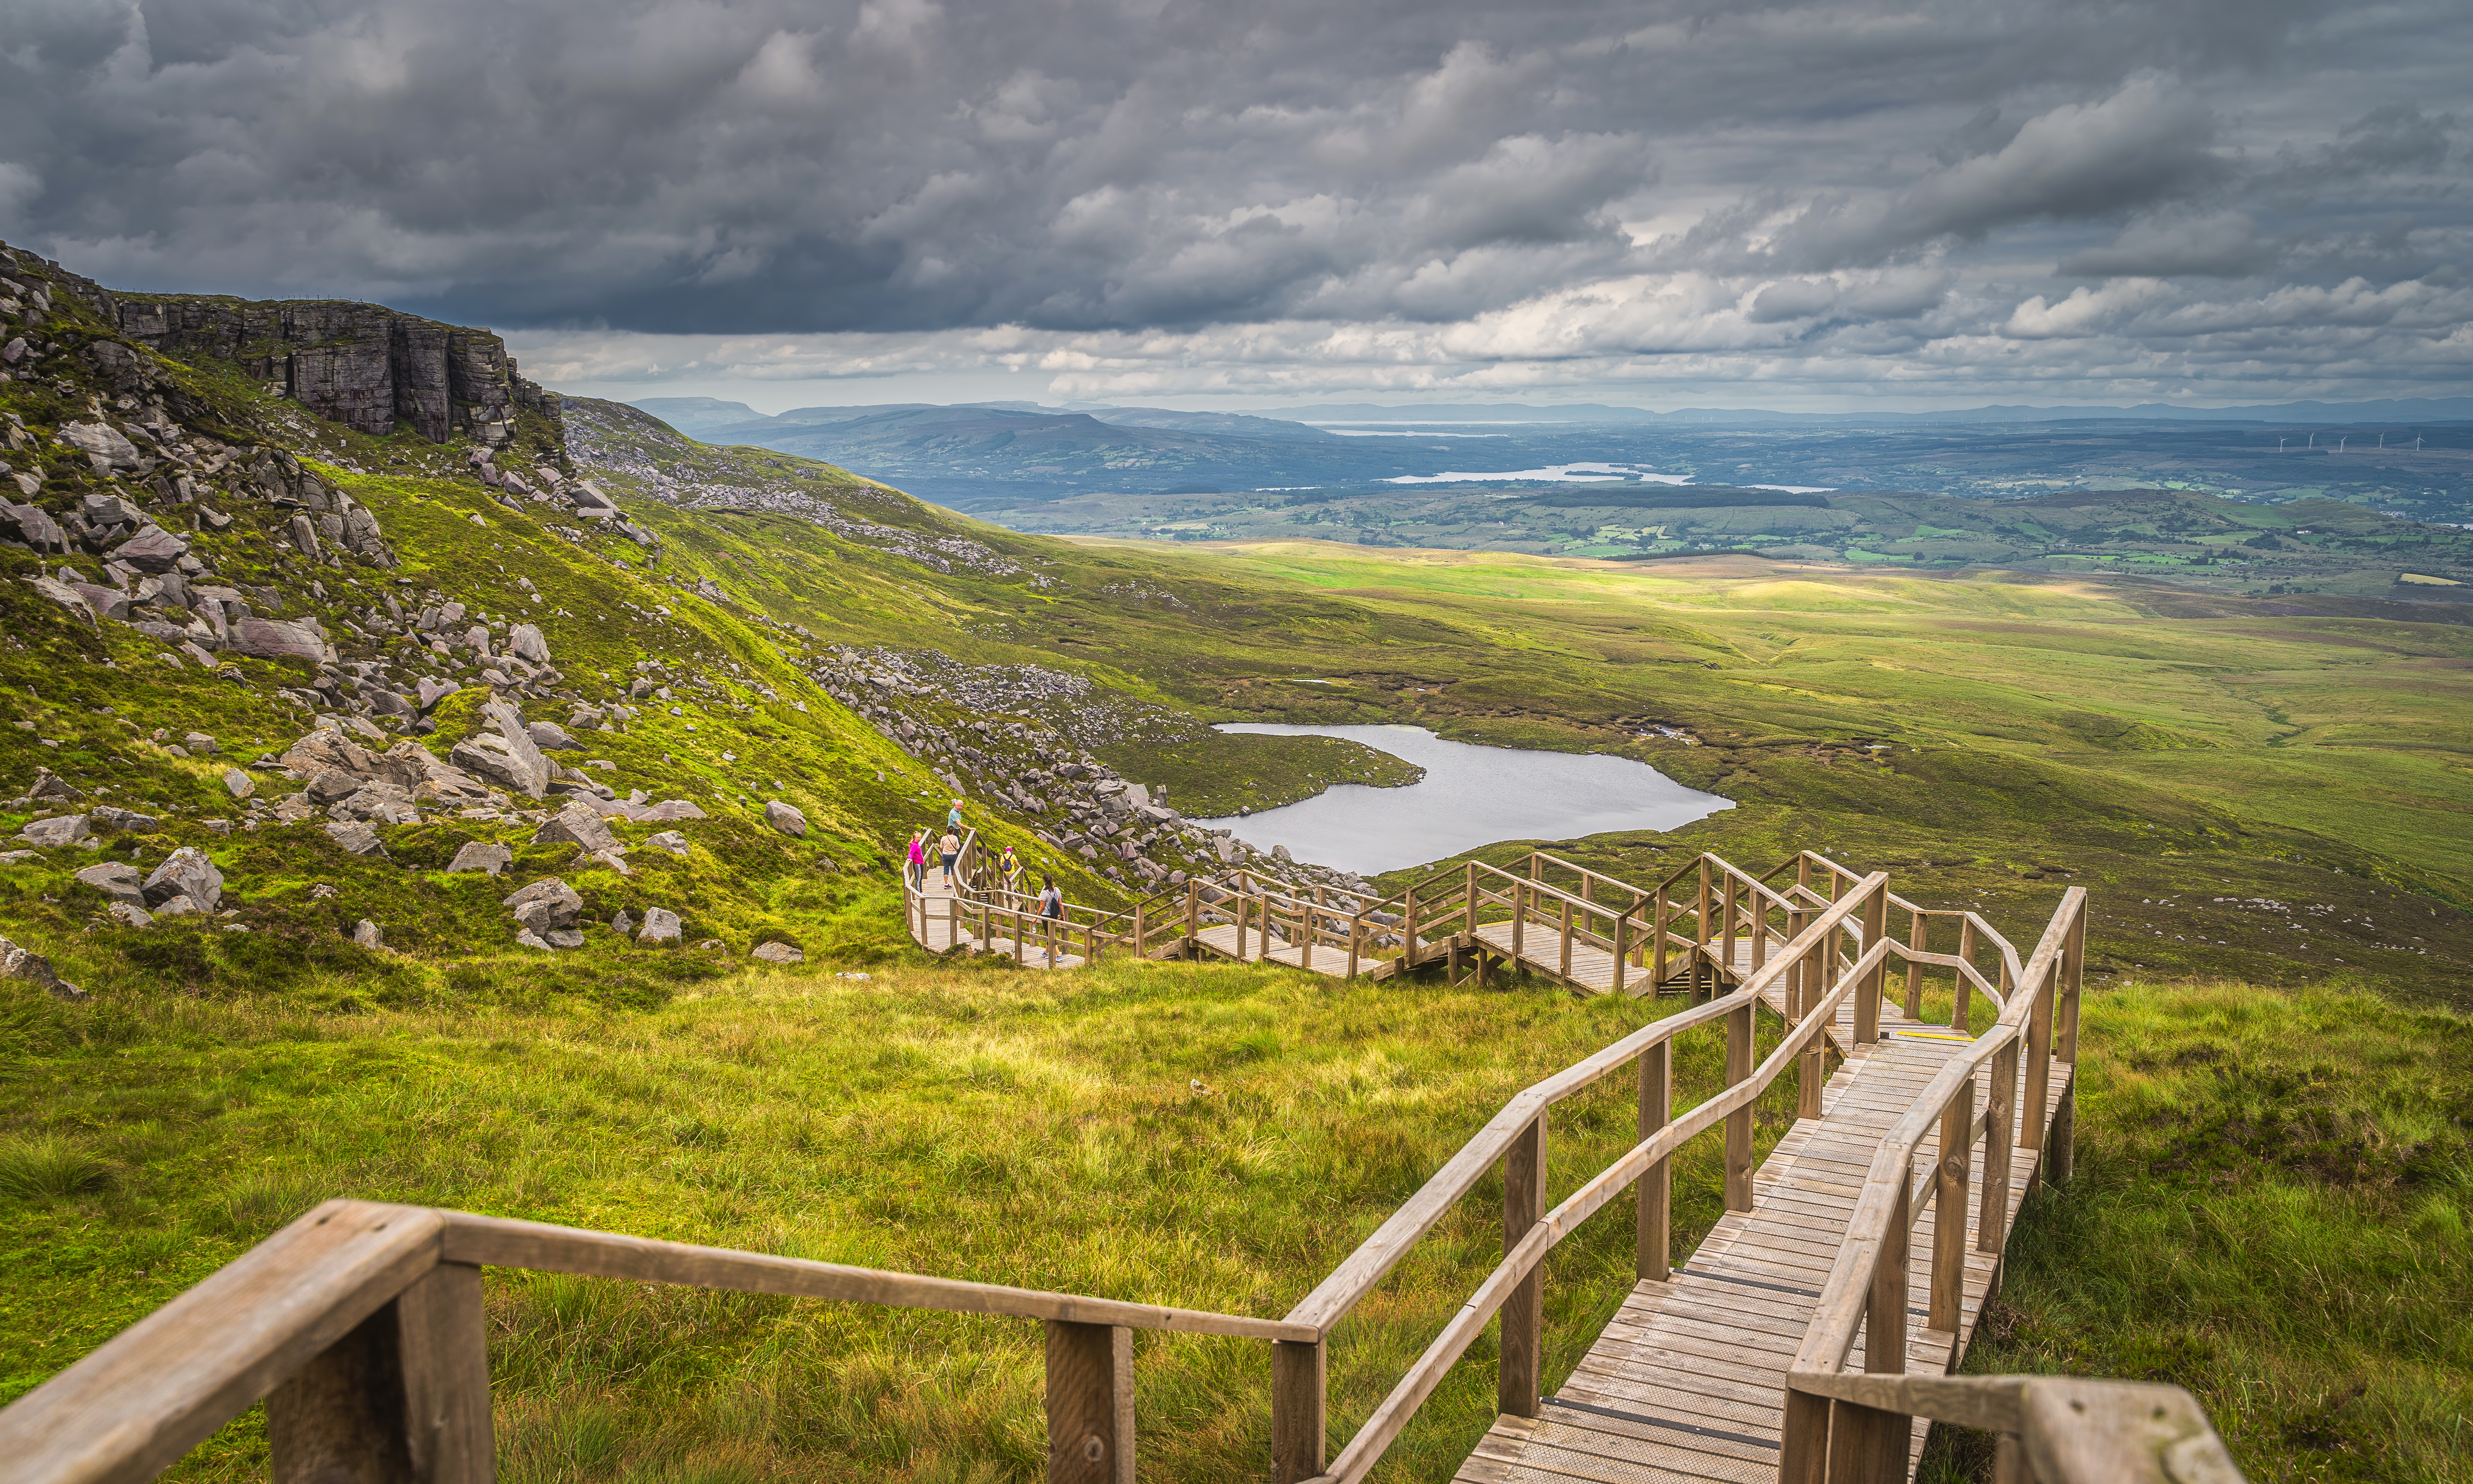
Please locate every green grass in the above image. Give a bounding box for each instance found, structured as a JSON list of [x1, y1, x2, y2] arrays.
[[1925, 981, 2473, 1483], [0, 962, 1811, 1482]]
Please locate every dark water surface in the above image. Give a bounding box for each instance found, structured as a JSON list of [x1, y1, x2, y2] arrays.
[[1189, 723, 1732, 875]]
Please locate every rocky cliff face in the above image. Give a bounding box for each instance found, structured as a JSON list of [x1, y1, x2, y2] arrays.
[[4, 249, 560, 449], [110, 295, 562, 447]]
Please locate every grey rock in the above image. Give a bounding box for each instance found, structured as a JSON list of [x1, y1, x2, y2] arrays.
[[762, 800, 808, 838], [152, 893, 202, 917], [643, 830, 689, 855], [114, 525, 189, 573], [27, 767, 81, 802], [0, 934, 85, 1002], [526, 721, 577, 751], [287, 511, 323, 559], [81, 493, 146, 528], [638, 799, 707, 822], [235, 616, 331, 663], [543, 928, 585, 949], [447, 841, 514, 875], [18, 815, 93, 848], [90, 805, 161, 835], [532, 802, 621, 855], [353, 919, 383, 950], [324, 820, 386, 856], [71, 583, 131, 620], [184, 732, 218, 754], [505, 876, 582, 934], [1271, 843, 1293, 862], [611, 909, 635, 934], [636, 906, 682, 944], [305, 766, 365, 804], [751, 941, 804, 964], [74, 861, 146, 904], [507, 623, 550, 664], [24, 576, 96, 626], [109, 901, 155, 929], [60, 420, 142, 472], [515, 928, 553, 951], [416, 676, 462, 709]]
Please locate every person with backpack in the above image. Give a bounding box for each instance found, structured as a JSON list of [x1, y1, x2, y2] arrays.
[[1037, 874, 1064, 968], [938, 825, 963, 890], [999, 844, 1024, 899]]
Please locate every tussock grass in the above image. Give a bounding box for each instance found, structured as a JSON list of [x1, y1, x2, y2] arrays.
[[0, 1135, 114, 1201]]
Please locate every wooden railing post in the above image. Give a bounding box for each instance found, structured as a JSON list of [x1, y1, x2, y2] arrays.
[[1271, 1339, 1326, 1483], [1724, 997, 1754, 1211], [1650, 888, 1667, 988], [1929, 1080, 1974, 1333], [1510, 881, 1525, 961], [1824, 1177, 1912, 1483], [1980, 1040, 2017, 1253], [2021, 965, 2054, 1164], [1610, 909, 1629, 997], [1045, 1320, 1133, 1484], [1561, 897, 1577, 982], [1637, 1041, 1671, 1282], [1500, 1112, 1546, 1418], [1903, 909, 1926, 1018], [269, 1262, 493, 1484], [2051, 899, 2085, 1186], [1185, 881, 1199, 953], [1854, 881, 1888, 1044]]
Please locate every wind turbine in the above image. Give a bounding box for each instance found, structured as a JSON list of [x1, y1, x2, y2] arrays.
[[2339, 436, 2348, 453]]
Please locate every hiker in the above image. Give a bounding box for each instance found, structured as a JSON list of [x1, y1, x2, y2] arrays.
[[999, 844, 1023, 898], [1037, 873, 1064, 967], [946, 797, 965, 830], [939, 824, 962, 890], [905, 830, 928, 891]]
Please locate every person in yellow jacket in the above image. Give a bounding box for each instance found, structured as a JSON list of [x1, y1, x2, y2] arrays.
[[999, 844, 1024, 899]]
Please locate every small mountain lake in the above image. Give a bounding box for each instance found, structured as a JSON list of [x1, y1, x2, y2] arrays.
[[1188, 723, 1733, 875]]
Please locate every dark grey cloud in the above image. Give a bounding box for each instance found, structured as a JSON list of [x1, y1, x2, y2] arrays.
[[1, 0, 2467, 404]]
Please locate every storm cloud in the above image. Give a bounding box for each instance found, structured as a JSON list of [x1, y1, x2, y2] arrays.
[[1, 0, 2466, 406]]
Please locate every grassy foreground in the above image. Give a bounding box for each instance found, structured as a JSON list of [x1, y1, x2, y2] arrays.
[[6, 959, 2465, 1482], [0, 959, 1802, 1483]]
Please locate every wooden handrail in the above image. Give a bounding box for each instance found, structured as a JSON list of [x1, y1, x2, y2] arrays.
[[1784, 1374, 2242, 1483], [1305, 939, 1887, 1484], [1782, 886, 2088, 1482], [1282, 877, 1887, 1338]]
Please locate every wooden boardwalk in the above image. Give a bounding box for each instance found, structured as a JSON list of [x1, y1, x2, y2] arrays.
[[1453, 1030, 2068, 1484]]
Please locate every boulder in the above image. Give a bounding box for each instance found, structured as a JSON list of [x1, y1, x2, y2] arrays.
[[762, 800, 808, 838], [638, 799, 707, 822], [504, 876, 582, 934], [447, 700, 549, 799], [25, 768, 80, 803], [71, 583, 130, 620], [507, 623, 551, 664], [751, 941, 804, 964], [305, 766, 365, 804], [184, 732, 219, 754], [73, 861, 146, 904], [532, 802, 621, 855], [24, 575, 96, 626], [153, 893, 202, 916], [60, 420, 141, 472], [353, 920, 383, 950], [18, 815, 93, 848], [235, 616, 332, 663], [636, 906, 682, 944], [91, 805, 161, 835], [222, 768, 255, 799], [643, 831, 689, 856], [324, 821, 386, 856], [331, 783, 419, 825], [541, 928, 584, 949], [416, 677, 462, 709], [114, 525, 189, 573], [447, 841, 514, 875], [108, 901, 154, 929], [0, 934, 85, 1001], [526, 721, 576, 751], [611, 909, 635, 935], [515, 929, 554, 951]]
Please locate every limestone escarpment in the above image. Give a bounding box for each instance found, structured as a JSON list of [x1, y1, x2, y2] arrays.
[[109, 294, 562, 448]]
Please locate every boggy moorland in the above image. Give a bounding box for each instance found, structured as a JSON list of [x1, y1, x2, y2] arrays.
[[0, 243, 2466, 1482]]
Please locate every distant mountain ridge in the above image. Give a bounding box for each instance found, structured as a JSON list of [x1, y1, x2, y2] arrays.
[[1231, 398, 2473, 426]]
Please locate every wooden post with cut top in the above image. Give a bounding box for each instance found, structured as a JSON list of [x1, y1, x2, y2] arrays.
[[1929, 1079, 1975, 1333], [1499, 1111, 1546, 1417], [1637, 1041, 1671, 1282], [1271, 1339, 1325, 1484], [1854, 881, 1888, 1045], [1045, 1320, 1133, 1484], [1724, 996, 1754, 1211], [268, 1261, 492, 1484]]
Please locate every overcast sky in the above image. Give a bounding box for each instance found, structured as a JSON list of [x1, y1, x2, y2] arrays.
[[5, 0, 2468, 411]]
